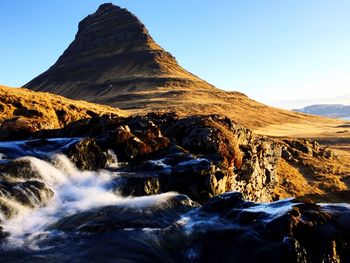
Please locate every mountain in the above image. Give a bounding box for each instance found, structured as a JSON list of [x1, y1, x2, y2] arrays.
[[293, 104, 350, 119], [24, 3, 345, 135], [24, 3, 215, 106], [0, 85, 125, 138]]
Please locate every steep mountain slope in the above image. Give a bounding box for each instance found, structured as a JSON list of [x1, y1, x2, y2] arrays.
[[0, 85, 125, 137], [24, 3, 346, 134], [24, 3, 215, 104]]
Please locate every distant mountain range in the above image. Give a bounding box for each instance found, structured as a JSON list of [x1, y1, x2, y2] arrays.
[[293, 104, 350, 119]]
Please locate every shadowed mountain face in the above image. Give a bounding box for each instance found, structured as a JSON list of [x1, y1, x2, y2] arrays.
[[24, 3, 215, 108]]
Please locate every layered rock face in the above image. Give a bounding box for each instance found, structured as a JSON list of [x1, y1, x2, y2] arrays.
[[24, 3, 215, 108]]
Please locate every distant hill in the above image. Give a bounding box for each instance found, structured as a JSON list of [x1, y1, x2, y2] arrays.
[[293, 104, 350, 119], [0, 85, 125, 133]]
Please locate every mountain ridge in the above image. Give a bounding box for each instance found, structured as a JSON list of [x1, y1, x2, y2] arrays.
[[293, 104, 350, 119]]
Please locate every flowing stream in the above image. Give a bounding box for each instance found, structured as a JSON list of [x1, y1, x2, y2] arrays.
[[0, 139, 349, 262]]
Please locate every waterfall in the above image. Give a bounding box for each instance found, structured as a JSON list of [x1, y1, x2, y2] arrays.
[[0, 153, 178, 249]]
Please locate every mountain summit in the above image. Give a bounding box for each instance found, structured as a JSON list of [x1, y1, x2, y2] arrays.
[[24, 3, 215, 107], [24, 3, 345, 133]]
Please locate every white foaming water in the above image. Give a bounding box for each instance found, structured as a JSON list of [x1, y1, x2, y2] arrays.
[[0, 154, 177, 249], [241, 198, 297, 221]]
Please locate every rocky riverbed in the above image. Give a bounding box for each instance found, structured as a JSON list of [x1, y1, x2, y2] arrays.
[[0, 113, 349, 262]]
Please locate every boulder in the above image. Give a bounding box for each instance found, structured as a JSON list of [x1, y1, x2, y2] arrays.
[[64, 138, 108, 170], [0, 158, 41, 180], [166, 115, 244, 168], [117, 173, 161, 196], [0, 180, 53, 219], [53, 194, 199, 233]]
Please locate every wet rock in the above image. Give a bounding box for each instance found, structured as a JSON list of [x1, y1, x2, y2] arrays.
[[117, 173, 161, 196], [166, 158, 232, 203], [201, 191, 246, 212], [34, 192, 350, 262], [54, 194, 199, 233], [185, 193, 350, 263], [64, 138, 108, 170], [107, 125, 152, 161], [161, 115, 281, 202], [0, 180, 53, 219], [0, 158, 41, 180], [10, 113, 282, 202]]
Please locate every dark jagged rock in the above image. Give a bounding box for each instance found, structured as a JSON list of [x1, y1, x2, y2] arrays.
[[166, 115, 244, 168], [0, 117, 349, 261], [104, 122, 170, 162], [0, 117, 37, 140], [27, 192, 349, 262], [0, 180, 53, 219], [0, 159, 42, 181], [0, 180, 54, 218], [64, 137, 108, 170], [4, 113, 337, 204], [53, 194, 199, 233], [281, 138, 336, 162], [176, 193, 350, 263], [31, 113, 281, 202], [117, 172, 162, 196]]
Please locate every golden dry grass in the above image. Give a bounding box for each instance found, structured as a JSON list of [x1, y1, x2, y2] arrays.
[[275, 147, 350, 203], [122, 88, 348, 140], [0, 85, 126, 131]]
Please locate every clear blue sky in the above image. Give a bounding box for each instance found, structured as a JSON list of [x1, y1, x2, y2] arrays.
[[1, 0, 350, 108]]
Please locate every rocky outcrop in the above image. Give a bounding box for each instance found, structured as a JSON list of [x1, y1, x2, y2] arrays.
[[32, 113, 281, 202], [282, 138, 335, 161], [0, 113, 349, 261], [274, 137, 349, 202], [64, 138, 109, 170], [1, 111, 345, 203], [185, 192, 350, 263], [31, 192, 350, 263]]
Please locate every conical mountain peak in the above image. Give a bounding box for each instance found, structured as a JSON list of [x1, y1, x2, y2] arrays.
[[61, 3, 158, 59], [24, 3, 215, 106]]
